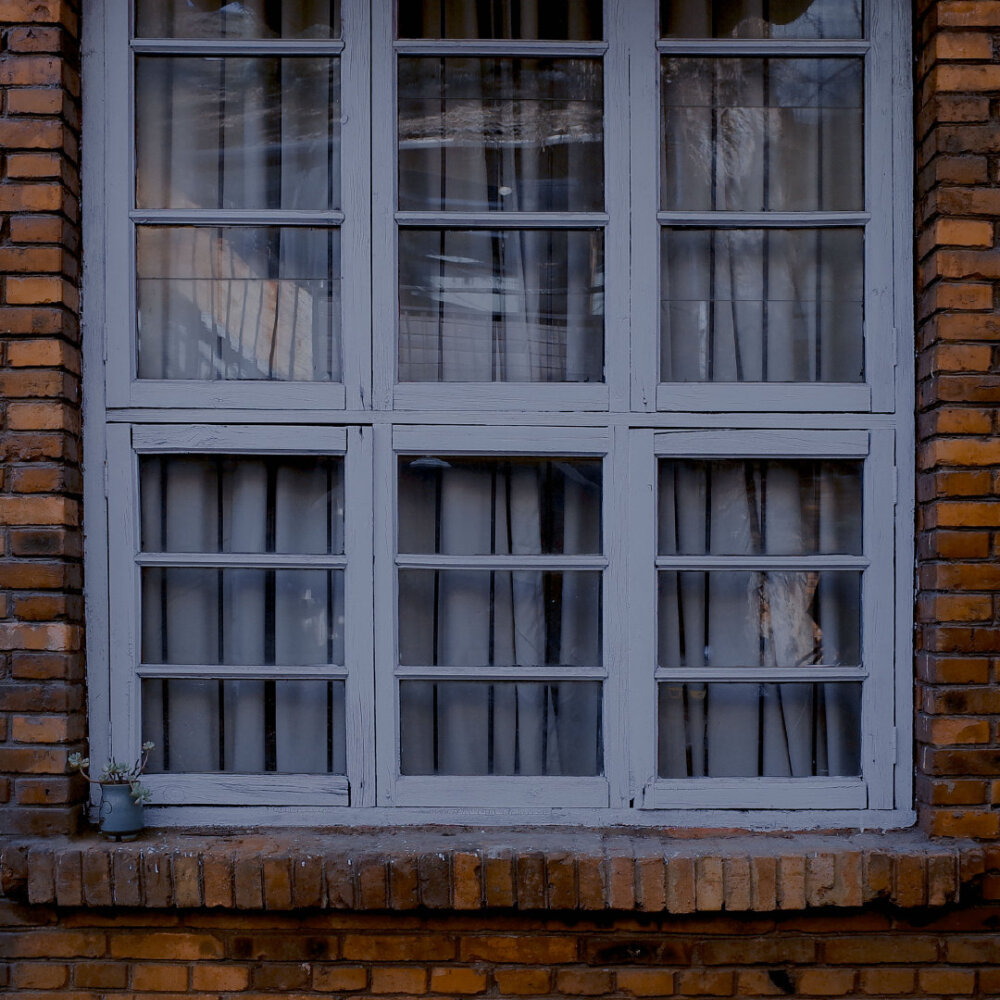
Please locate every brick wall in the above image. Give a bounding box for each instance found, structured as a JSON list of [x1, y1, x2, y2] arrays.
[[0, 0, 84, 837], [916, 0, 1000, 838], [4, 904, 1000, 998]]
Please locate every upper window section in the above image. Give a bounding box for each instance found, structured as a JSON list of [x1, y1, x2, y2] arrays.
[[399, 0, 602, 40], [660, 0, 862, 39], [397, 57, 604, 214], [135, 0, 342, 39], [136, 56, 341, 211]]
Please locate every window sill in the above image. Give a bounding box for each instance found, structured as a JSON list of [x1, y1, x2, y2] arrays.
[[0, 828, 986, 913]]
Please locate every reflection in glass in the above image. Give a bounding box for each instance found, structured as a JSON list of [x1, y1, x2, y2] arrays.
[[400, 680, 602, 775], [399, 570, 602, 667], [143, 678, 346, 774], [661, 0, 862, 39], [398, 228, 604, 382], [398, 57, 603, 213], [136, 57, 340, 211], [399, 456, 602, 555], [140, 455, 344, 555], [137, 226, 340, 381], [398, 1, 602, 40], [142, 568, 344, 666], [136, 0, 341, 39], [660, 228, 863, 383], [658, 459, 863, 556], [657, 681, 861, 777], [661, 58, 863, 212], [658, 571, 861, 668]]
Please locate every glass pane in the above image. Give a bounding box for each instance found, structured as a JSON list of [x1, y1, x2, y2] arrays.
[[661, 58, 863, 212], [657, 681, 861, 777], [658, 459, 863, 556], [661, 0, 862, 39], [140, 455, 344, 555], [137, 226, 341, 381], [660, 228, 863, 382], [658, 571, 861, 668], [398, 57, 603, 212], [136, 57, 340, 211], [398, 228, 604, 382], [399, 570, 602, 666], [142, 568, 345, 666], [400, 680, 603, 775], [143, 678, 346, 774], [398, 1, 602, 40], [136, 1, 341, 38], [399, 456, 602, 555]]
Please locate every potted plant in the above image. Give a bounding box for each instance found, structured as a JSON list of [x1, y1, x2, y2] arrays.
[[69, 742, 155, 840]]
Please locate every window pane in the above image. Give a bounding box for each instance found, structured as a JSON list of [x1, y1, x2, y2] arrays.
[[658, 571, 861, 668], [136, 57, 340, 211], [142, 679, 346, 774], [657, 681, 861, 777], [140, 455, 344, 555], [398, 1, 602, 40], [136, 0, 341, 38], [658, 459, 863, 556], [661, 58, 863, 212], [399, 570, 602, 666], [137, 226, 341, 381], [660, 228, 863, 383], [398, 228, 604, 382], [142, 568, 345, 666], [400, 680, 602, 775], [399, 456, 602, 555], [398, 57, 603, 213], [660, 0, 862, 39]]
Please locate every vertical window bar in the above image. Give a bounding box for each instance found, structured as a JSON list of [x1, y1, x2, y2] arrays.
[[216, 456, 226, 770], [264, 460, 277, 771]]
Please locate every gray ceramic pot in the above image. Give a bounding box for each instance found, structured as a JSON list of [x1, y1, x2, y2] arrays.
[[99, 783, 144, 840]]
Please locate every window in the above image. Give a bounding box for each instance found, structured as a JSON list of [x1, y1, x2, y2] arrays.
[[84, 0, 912, 823]]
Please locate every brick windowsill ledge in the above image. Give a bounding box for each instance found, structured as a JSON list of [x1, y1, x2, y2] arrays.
[[0, 830, 988, 913]]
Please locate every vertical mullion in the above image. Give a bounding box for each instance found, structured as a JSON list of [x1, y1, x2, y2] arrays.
[[604, 0, 630, 411], [373, 423, 398, 804], [371, 0, 396, 409], [341, 0, 372, 409], [344, 425, 376, 806], [628, 429, 657, 804], [628, 0, 658, 410]]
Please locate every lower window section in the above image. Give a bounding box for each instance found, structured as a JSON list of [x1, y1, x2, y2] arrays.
[[399, 680, 603, 776], [142, 678, 347, 774], [657, 681, 861, 779]]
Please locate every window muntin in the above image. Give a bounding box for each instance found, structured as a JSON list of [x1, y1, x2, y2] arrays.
[[90, 0, 908, 818]]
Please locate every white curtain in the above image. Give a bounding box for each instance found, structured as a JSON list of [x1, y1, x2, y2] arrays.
[[140, 457, 346, 775], [135, 52, 340, 381], [396, 42, 604, 382], [397, 459, 603, 776], [656, 460, 862, 778]]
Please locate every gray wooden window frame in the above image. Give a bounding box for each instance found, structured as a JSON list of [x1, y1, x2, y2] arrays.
[[81, 0, 914, 827]]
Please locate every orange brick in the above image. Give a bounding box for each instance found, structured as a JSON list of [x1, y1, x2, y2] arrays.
[[921, 716, 991, 745], [109, 932, 223, 961], [859, 968, 915, 995], [370, 966, 427, 994], [7, 339, 76, 368], [616, 969, 676, 997], [796, 969, 855, 995], [933, 31, 996, 60], [6, 401, 77, 430], [6, 275, 76, 307], [918, 967, 976, 994], [675, 970, 733, 996], [429, 967, 487, 994], [74, 964, 129, 990], [6, 152, 63, 178], [132, 964, 189, 992], [555, 969, 614, 996], [493, 969, 551, 995], [11, 714, 82, 744], [11, 963, 69, 989], [459, 936, 576, 964], [313, 966, 368, 993], [7, 87, 63, 115], [190, 965, 249, 992]]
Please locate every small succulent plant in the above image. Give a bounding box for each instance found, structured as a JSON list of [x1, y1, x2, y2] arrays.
[[69, 742, 155, 804]]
